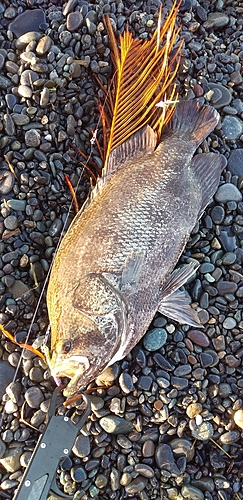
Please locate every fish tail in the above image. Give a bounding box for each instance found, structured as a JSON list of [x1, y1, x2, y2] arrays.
[[101, 1, 183, 169], [164, 99, 220, 148]]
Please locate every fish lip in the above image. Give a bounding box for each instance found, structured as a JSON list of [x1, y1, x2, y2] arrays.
[[51, 355, 90, 379]]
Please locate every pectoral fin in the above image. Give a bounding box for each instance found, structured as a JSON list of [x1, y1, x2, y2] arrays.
[[158, 262, 201, 327], [121, 249, 146, 292]]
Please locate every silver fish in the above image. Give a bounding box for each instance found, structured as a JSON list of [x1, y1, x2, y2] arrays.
[[47, 100, 226, 397]]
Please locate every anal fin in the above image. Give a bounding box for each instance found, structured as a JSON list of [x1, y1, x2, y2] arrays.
[[158, 289, 201, 327]]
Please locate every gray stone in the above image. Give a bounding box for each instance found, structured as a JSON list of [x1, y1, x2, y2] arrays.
[[221, 116, 243, 140], [143, 327, 167, 351], [215, 183, 242, 203], [25, 129, 41, 147], [191, 421, 214, 441], [155, 443, 180, 475], [9, 9, 46, 37], [99, 415, 133, 434], [0, 361, 15, 400], [207, 83, 232, 108], [228, 149, 243, 176], [0, 447, 23, 473], [119, 372, 134, 394], [0, 170, 14, 195], [24, 386, 44, 408], [207, 12, 229, 28], [67, 12, 83, 32], [181, 485, 204, 500]]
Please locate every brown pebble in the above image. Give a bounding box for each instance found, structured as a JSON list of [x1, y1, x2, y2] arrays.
[[154, 400, 163, 411], [142, 439, 155, 458], [187, 330, 210, 347], [184, 338, 194, 352], [193, 83, 204, 97], [188, 354, 197, 365], [225, 355, 241, 368], [186, 402, 202, 419]]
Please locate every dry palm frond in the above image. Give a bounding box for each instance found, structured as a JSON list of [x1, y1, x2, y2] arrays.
[[101, 0, 183, 169]]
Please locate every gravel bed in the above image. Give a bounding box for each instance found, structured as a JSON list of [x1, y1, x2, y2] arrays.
[[0, 0, 243, 499]]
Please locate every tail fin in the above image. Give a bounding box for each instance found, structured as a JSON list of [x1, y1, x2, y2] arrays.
[[164, 100, 220, 148]]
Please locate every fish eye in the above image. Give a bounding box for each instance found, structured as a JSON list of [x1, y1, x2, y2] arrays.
[[56, 340, 72, 354]]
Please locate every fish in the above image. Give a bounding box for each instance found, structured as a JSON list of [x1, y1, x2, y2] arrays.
[[47, 8, 226, 397]]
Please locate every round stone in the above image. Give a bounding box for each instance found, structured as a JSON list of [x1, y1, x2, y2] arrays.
[[143, 327, 167, 351], [119, 372, 134, 394], [181, 485, 204, 500], [67, 12, 83, 32], [186, 403, 202, 419], [155, 443, 180, 475], [191, 421, 214, 441], [234, 409, 243, 429], [72, 434, 90, 458], [25, 129, 41, 147], [223, 317, 237, 329], [4, 216, 18, 230], [211, 205, 225, 224], [219, 430, 240, 445], [207, 83, 232, 108], [215, 183, 242, 203], [24, 386, 44, 408], [221, 116, 243, 140]]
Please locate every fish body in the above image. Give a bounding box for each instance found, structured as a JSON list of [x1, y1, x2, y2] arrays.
[[47, 100, 226, 397]]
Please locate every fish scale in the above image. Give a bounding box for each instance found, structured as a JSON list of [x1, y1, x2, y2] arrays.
[[47, 100, 226, 397]]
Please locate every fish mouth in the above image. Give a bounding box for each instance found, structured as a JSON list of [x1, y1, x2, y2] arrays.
[[51, 355, 90, 380]]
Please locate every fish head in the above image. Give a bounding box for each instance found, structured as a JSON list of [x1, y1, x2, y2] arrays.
[[49, 273, 128, 397]]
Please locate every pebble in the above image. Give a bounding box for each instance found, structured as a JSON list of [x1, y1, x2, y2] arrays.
[[207, 83, 232, 108], [0, 170, 14, 195], [228, 149, 243, 176], [187, 330, 209, 347], [0, 361, 15, 400], [25, 129, 41, 147], [222, 317, 237, 329], [72, 435, 90, 458], [124, 476, 147, 494], [191, 422, 214, 441], [221, 116, 243, 140], [233, 409, 243, 429], [143, 327, 167, 351], [215, 183, 242, 203], [119, 372, 134, 394], [219, 430, 240, 445], [155, 444, 180, 475], [9, 9, 46, 37], [24, 386, 44, 408], [99, 415, 133, 434], [181, 485, 204, 500]]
